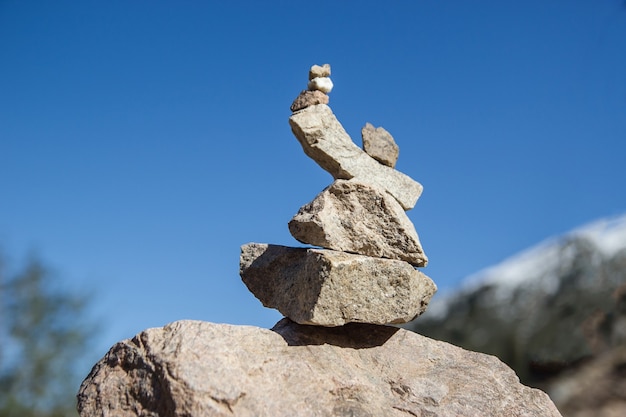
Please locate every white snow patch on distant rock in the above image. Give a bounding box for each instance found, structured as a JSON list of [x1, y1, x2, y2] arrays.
[[428, 213, 626, 317], [573, 214, 626, 258]]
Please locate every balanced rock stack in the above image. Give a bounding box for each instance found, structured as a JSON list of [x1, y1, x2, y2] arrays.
[[240, 63, 436, 326], [289, 64, 333, 112], [76, 64, 563, 417]]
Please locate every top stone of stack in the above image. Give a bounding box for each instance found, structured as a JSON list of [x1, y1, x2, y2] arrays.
[[361, 122, 400, 168], [309, 63, 331, 79]]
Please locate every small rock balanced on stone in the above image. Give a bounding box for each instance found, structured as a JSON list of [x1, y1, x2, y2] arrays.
[[290, 64, 333, 112], [240, 64, 436, 326]]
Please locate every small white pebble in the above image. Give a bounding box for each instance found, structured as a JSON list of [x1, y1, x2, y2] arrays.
[[307, 77, 334, 94]]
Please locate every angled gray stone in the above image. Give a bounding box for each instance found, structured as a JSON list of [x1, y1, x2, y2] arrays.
[[361, 122, 400, 168], [289, 104, 422, 210], [78, 319, 562, 417], [239, 243, 436, 326], [289, 179, 428, 267]]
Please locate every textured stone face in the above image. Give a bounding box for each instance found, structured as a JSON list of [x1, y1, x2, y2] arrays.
[[290, 90, 329, 112], [77, 319, 563, 417], [239, 243, 435, 326], [361, 122, 400, 168], [289, 179, 428, 267], [309, 63, 331, 80], [289, 104, 422, 210]]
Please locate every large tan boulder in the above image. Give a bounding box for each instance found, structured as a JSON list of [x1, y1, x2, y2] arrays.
[[77, 319, 562, 417]]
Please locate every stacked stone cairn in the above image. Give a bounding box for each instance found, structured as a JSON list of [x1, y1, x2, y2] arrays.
[[240, 64, 437, 326], [77, 64, 563, 417]]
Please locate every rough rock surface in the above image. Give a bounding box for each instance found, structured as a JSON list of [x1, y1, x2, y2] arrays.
[[239, 243, 435, 326], [289, 104, 422, 210], [289, 179, 428, 266], [548, 344, 626, 417], [309, 63, 331, 79], [361, 122, 400, 168], [290, 90, 329, 112], [77, 319, 562, 417]]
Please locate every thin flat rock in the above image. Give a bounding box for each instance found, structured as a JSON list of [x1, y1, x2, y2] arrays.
[[290, 90, 329, 112]]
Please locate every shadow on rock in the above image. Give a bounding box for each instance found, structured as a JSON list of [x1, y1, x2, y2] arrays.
[[271, 318, 399, 348]]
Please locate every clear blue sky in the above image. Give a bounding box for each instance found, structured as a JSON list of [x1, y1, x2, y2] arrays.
[[1, 0, 625, 363]]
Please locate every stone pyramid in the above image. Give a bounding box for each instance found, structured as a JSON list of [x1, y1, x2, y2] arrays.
[[240, 64, 437, 326]]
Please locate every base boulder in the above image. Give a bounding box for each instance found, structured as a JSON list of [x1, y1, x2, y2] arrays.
[[78, 319, 562, 417]]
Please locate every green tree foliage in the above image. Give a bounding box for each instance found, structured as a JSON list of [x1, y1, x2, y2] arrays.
[[0, 253, 98, 417]]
